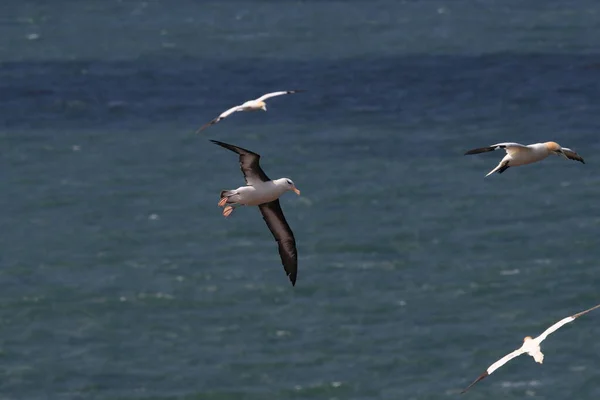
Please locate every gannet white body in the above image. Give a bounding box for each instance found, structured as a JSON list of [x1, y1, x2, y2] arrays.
[[461, 303, 600, 393], [464, 141, 585, 176], [197, 90, 304, 132]]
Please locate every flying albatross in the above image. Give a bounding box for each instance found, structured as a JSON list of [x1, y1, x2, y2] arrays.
[[461, 302, 600, 394], [197, 90, 304, 133], [464, 141, 585, 177], [211, 139, 301, 286]]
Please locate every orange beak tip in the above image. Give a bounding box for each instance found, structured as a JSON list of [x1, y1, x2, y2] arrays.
[[293, 188, 301, 195]]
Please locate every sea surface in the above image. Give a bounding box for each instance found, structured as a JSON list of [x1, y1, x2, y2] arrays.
[[1, 1, 600, 399]]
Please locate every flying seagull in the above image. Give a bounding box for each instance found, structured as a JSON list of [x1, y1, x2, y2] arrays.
[[464, 141, 585, 177], [197, 90, 304, 133], [211, 139, 301, 286], [461, 302, 600, 394]]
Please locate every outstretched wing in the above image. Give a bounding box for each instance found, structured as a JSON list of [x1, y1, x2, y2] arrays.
[[197, 105, 242, 133], [535, 316, 575, 343], [561, 147, 585, 164], [461, 348, 526, 394], [571, 303, 600, 319], [486, 348, 527, 374], [465, 142, 527, 156], [210, 140, 270, 185], [256, 90, 304, 102], [259, 200, 298, 286], [536, 303, 600, 343]]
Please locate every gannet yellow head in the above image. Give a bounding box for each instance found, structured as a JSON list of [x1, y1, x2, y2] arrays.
[[544, 141, 562, 152], [523, 336, 533, 342], [258, 101, 267, 111]]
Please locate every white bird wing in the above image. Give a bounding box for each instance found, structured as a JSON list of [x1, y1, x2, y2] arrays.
[[534, 316, 575, 344], [464, 142, 527, 156], [463, 303, 600, 394], [487, 347, 527, 374], [196, 105, 243, 133], [535, 303, 600, 343], [560, 147, 585, 164], [461, 348, 525, 394], [255, 90, 303, 102]]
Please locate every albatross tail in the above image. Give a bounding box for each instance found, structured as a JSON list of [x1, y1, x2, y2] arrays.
[[219, 190, 239, 207], [219, 190, 241, 217]]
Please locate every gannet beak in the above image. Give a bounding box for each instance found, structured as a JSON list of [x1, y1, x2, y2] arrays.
[[293, 188, 301, 195], [557, 149, 568, 159]]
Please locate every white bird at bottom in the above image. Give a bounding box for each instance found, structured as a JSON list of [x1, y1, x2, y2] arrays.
[[461, 302, 600, 394]]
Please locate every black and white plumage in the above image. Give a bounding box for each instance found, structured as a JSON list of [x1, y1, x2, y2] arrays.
[[197, 90, 304, 133], [461, 303, 600, 394], [464, 141, 585, 176], [211, 140, 300, 286]]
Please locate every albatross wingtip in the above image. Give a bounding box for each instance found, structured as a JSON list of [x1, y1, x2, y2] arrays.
[[288, 271, 297, 286], [210, 139, 229, 148]]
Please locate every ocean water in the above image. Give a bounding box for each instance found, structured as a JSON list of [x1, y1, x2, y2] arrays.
[[1, 1, 600, 399]]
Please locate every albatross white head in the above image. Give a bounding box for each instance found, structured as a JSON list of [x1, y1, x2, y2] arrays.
[[275, 178, 301, 195]]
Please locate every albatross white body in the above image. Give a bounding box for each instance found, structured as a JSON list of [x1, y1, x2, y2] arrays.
[[210, 140, 301, 286], [224, 178, 298, 207]]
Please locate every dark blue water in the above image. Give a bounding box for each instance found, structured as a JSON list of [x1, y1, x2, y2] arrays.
[[2, 1, 600, 399]]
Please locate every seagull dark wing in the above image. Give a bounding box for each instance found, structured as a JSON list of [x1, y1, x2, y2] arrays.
[[210, 140, 270, 185], [259, 199, 298, 286]]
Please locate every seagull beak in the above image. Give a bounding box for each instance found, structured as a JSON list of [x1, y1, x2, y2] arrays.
[[293, 187, 301, 196]]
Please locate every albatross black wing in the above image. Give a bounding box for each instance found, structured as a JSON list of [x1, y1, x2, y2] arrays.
[[259, 199, 297, 286], [210, 140, 270, 184]]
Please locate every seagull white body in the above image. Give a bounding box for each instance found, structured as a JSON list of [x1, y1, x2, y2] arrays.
[[197, 90, 304, 132], [461, 303, 600, 394], [464, 141, 585, 177]]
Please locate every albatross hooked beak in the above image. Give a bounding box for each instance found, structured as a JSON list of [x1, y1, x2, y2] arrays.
[[293, 187, 301, 195]]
